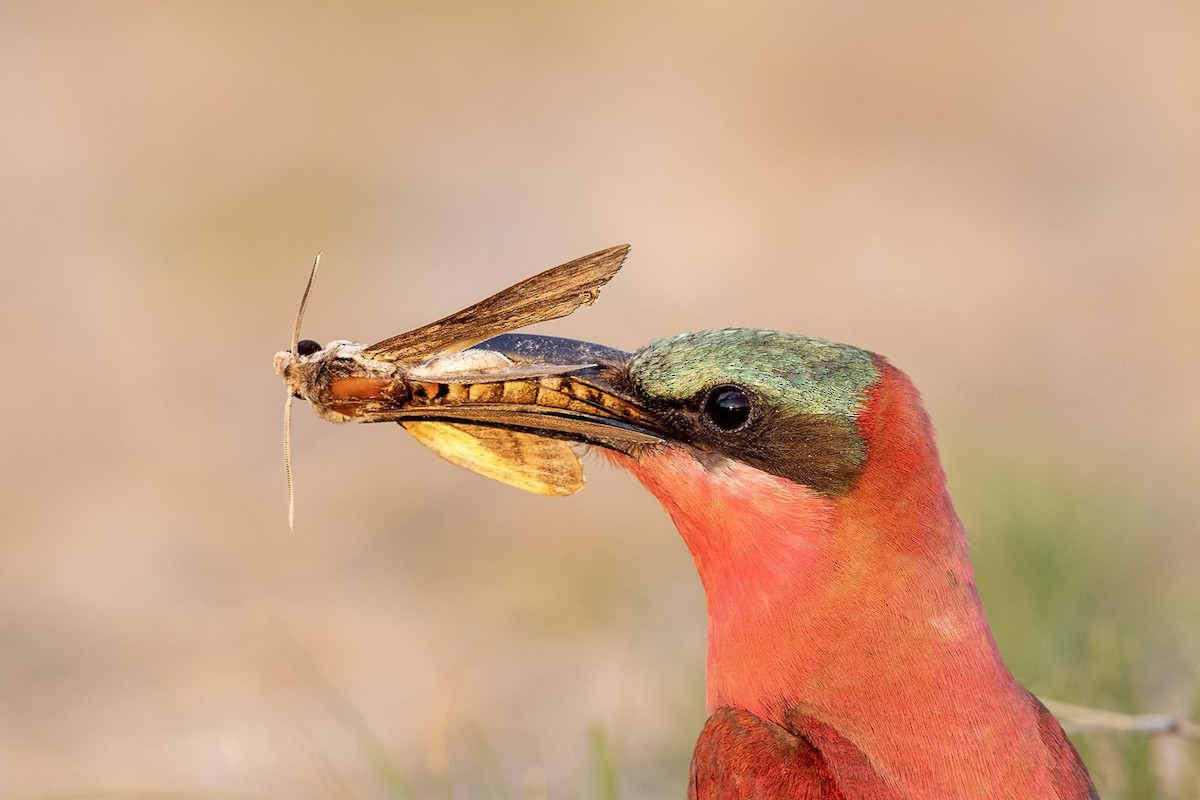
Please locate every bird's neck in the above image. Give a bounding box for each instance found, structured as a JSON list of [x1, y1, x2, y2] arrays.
[[622, 445, 1013, 722], [615, 363, 1063, 795]]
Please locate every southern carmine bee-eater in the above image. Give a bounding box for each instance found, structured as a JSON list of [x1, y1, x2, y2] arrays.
[[276, 245, 1098, 799]]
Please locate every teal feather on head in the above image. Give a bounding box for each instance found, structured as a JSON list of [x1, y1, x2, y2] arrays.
[[629, 329, 879, 419]]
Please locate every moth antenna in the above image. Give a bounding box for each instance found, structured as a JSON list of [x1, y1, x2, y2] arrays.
[[285, 252, 322, 528], [292, 252, 322, 353], [284, 392, 295, 529]]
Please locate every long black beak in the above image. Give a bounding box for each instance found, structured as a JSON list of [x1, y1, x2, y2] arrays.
[[392, 332, 665, 454]]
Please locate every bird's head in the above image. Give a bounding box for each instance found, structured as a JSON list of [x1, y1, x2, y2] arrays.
[[414, 327, 949, 560], [435, 327, 926, 503]]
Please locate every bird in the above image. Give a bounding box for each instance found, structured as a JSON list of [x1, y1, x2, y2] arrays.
[[277, 250, 1099, 798], [410, 329, 1099, 799]]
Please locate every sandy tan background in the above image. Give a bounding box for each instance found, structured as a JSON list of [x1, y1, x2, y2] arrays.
[[1, 3, 1197, 798]]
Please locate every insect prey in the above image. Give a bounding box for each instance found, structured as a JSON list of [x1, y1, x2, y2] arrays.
[[274, 245, 637, 522]]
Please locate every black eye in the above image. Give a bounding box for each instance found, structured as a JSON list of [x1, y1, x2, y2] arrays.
[[296, 339, 322, 356], [704, 385, 752, 431]]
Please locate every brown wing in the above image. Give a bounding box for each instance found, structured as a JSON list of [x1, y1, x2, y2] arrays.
[[366, 245, 630, 363], [688, 707, 928, 799], [690, 707, 849, 799]]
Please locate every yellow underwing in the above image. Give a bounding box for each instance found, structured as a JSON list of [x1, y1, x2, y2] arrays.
[[401, 421, 584, 496]]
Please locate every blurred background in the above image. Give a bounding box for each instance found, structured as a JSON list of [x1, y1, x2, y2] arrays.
[[1, 2, 1197, 798]]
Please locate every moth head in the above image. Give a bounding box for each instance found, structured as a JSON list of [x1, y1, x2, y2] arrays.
[[274, 338, 365, 401]]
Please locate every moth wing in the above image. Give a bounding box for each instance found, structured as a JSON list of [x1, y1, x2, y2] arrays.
[[400, 421, 584, 496], [366, 245, 629, 362]]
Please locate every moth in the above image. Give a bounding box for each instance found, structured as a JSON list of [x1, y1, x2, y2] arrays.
[[274, 245, 658, 524]]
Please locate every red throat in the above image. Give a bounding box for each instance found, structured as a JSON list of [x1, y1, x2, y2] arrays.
[[609, 444, 842, 717]]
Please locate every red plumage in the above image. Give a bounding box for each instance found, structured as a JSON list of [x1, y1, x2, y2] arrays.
[[611, 358, 1097, 798]]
